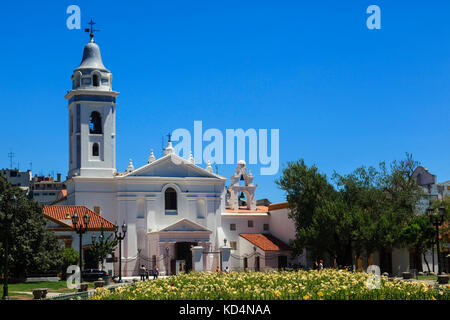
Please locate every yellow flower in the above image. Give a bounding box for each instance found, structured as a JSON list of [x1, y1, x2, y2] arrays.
[[303, 295, 310, 300], [317, 291, 324, 297]]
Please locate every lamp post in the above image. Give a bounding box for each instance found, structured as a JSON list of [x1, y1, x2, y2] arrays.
[[0, 194, 17, 300], [427, 206, 446, 275], [92, 226, 105, 270], [165, 246, 170, 276], [114, 222, 127, 282], [72, 211, 90, 282]]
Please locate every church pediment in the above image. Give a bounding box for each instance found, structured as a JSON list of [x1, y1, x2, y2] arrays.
[[158, 218, 212, 233], [123, 154, 224, 179]]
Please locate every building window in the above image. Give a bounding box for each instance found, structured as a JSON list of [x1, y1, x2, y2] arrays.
[[93, 73, 100, 87], [89, 111, 102, 134], [230, 241, 237, 250], [93, 206, 101, 215], [165, 187, 177, 214], [92, 143, 99, 157], [76, 104, 81, 133], [248, 220, 253, 228], [263, 223, 269, 231], [230, 223, 236, 231]]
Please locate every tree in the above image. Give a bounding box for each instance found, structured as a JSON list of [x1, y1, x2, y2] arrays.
[[275, 159, 346, 263], [59, 247, 79, 280], [276, 154, 423, 268], [0, 176, 63, 279], [430, 196, 450, 245], [399, 215, 435, 272], [87, 223, 117, 271]]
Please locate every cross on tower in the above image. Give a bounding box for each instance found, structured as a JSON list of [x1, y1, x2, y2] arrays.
[[84, 18, 100, 42], [167, 132, 172, 142]]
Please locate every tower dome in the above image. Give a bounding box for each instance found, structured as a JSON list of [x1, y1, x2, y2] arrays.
[[71, 37, 113, 91], [76, 40, 109, 72]]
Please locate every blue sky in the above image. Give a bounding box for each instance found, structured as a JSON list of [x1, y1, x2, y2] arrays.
[[0, 1, 449, 203]]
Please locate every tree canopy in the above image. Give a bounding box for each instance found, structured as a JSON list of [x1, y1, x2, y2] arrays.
[[0, 176, 63, 279], [276, 153, 427, 267]]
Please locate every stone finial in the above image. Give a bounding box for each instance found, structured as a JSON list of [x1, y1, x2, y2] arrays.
[[206, 160, 213, 173], [189, 151, 195, 164], [126, 159, 134, 172], [148, 149, 156, 164], [163, 140, 174, 156]]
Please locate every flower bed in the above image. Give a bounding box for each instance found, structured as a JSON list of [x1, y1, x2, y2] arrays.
[[92, 269, 450, 300]]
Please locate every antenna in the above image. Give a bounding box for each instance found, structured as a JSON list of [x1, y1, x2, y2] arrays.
[[7, 151, 14, 169]]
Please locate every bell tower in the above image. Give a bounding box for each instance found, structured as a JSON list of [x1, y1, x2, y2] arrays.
[[65, 24, 119, 178]]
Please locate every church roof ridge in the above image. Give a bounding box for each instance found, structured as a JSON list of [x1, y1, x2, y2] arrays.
[[120, 152, 226, 180]]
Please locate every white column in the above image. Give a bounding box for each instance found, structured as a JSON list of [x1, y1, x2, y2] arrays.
[[191, 246, 204, 272]]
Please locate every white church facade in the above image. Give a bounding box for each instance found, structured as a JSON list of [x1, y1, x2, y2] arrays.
[[62, 34, 303, 276]]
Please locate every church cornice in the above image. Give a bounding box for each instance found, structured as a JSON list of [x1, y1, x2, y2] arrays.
[[65, 89, 119, 101]]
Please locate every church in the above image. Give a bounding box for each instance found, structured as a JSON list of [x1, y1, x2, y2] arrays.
[[59, 32, 303, 276]]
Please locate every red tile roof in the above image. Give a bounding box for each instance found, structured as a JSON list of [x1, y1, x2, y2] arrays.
[[240, 233, 291, 251], [43, 205, 115, 231], [225, 206, 269, 213], [268, 202, 289, 211]]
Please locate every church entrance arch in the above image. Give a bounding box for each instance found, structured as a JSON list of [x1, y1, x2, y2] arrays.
[[173, 242, 197, 274]]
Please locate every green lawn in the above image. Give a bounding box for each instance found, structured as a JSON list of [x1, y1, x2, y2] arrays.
[[5, 281, 94, 300], [417, 275, 438, 281]]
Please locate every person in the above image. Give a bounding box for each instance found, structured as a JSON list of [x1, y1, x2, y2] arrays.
[[153, 267, 159, 280], [140, 264, 147, 281], [313, 260, 319, 270], [224, 266, 230, 273], [319, 260, 324, 270], [216, 266, 221, 273]]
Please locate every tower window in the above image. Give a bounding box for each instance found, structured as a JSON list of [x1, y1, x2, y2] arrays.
[[165, 187, 177, 212], [89, 111, 102, 134], [93, 74, 100, 87], [92, 143, 99, 157]]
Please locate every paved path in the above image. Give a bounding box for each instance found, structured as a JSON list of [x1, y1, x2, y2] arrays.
[[10, 291, 62, 298]]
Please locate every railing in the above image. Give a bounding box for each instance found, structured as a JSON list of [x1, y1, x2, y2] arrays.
[[49, 283, 130, 300]]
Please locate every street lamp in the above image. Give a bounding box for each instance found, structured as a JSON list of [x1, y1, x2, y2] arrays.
[[0, 194, 17, 300], [114, 222, 127, 282], [72, 211, 90, 282], [92, 224, 105, 270], [427, 206, 446, 275], [165, 246, 170, 276]]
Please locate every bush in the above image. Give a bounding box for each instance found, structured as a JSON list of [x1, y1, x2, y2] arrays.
[[92, 269, 450, 300]]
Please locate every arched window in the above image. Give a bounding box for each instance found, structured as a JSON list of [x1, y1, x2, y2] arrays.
[[165, 187, 177, 212], [92, 143, 99, 156], [89, 111, 102, 134], [73, 71, 81, 89], [93, 73, 100, 87]]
